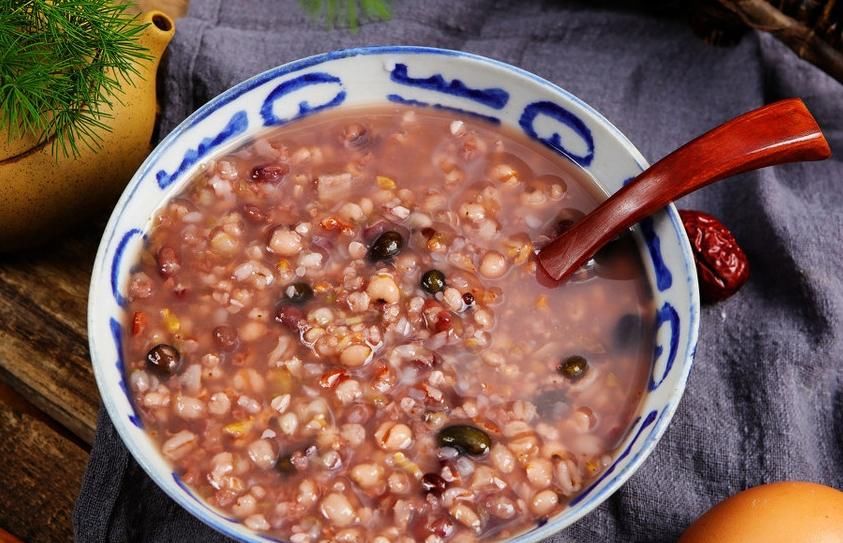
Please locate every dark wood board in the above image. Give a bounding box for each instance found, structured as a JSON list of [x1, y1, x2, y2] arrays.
[[0, 380, 88, 542]]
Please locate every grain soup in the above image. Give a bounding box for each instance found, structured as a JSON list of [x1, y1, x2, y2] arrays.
[[123, 105, 655, 542]]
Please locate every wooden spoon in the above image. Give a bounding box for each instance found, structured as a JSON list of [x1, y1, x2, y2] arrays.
[[537, 98, 832, 282]]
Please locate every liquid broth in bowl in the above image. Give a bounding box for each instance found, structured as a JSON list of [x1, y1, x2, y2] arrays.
[[122, 105, 654, 541]]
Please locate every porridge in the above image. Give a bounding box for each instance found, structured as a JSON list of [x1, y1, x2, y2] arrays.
[[122, 105, 654, 541]]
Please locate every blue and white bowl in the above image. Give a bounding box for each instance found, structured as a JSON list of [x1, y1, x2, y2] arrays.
[[88, 46, 700, 542]]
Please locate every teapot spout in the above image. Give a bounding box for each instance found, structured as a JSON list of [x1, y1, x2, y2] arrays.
[[138, 10, 175, 61]]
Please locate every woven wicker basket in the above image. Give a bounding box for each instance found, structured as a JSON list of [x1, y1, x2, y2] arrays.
[[690, 0, 843, 83]]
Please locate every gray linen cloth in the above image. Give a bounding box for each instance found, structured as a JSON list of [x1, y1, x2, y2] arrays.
[[74, 1, 843, 541]]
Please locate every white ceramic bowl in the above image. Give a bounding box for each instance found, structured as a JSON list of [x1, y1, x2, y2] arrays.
[[88, 46, 700, 542]]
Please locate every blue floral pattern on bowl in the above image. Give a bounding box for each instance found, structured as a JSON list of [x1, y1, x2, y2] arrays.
[[88, 46, 700, 543]]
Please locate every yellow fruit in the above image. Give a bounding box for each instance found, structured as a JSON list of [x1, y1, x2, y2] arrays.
[[680, 481, 843, 543]]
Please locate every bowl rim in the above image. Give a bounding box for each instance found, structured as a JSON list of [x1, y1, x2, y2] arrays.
[[88, 45, 700, 542]]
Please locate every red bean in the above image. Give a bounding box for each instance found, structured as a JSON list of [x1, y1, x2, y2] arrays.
[[249, 163, 289, 183], [430, 517, 455, 538], [212, 326, 239, 351], [421, 473, 448, 496], [274, 305, 306, 331]]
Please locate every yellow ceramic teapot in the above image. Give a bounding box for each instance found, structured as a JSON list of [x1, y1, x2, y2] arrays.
[[0, 10, 174, 251]]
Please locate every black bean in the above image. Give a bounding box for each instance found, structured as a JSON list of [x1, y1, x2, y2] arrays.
[[558, 355, 589, 382], [284, 282, 314, 305], [462, 292, 475, 306], [437, 425, 491, 456], [421, 472, 448, 496], [275, 454, 296, 475], [368, 231, 404, 261], [613, 313, 642, 351], [145, 344, 182, 375], [212, 326, 238, 352], [421, 269, 446, 294]]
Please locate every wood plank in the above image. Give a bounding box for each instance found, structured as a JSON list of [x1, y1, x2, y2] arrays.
[[0, 368, 90, 453], [0, 229, 102, 445], [0, 383, 88, 543]]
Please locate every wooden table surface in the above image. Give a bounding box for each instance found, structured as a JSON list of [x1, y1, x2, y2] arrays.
[[0, 3, 187, 541]]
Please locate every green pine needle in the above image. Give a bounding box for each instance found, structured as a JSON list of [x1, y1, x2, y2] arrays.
[[299, 0, 392, 31], [0, 0, 151, 160]]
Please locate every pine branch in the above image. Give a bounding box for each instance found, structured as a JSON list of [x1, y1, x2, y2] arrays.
[[298, 0, 392, 31], [0, 0, 151, 160]]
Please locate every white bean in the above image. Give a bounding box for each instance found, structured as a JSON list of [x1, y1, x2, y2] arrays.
[[339, 202, 365, 223], [347, 291, 370, 313], [459, 203, 486, 223], [348, 241, 366, 259], [244, 514, 270, 531], [268, 227, 302, 256], [174, 395, 205, 420], [487, 495, 517, 519], [408, 212, 432, 229], [530, 489, 559, 515], [479, 251, 507, 278], [387, 471, 411, 494], [341, 424, 366, 447], [270, 394, 291, 413], [526, 458, 553, 489], [336, 379, 362, 404], [491, 444, 515, 474], [239, 320, 267, 342], [233, 493, 257, 518], [350, 463, 385, 489], [367, 274, 401, 304], [481, 350, 505, 367], [279, 412, 299, 435], [297, 479, 318, 507], [340, 344, 372, 367], [374, 422, 413, 450], [320, 493, 356, 527], [247, 439, 277, 470], [210, 231, 239, 256], [443, 287, 465, 312], [129, 369, 150, 393], [161, 430, 196, 460], [449, 503, 481, 531], [321, 450, 343, 470]]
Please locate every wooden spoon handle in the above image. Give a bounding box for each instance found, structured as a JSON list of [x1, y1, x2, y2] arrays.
[[538, 98, 832, 281]]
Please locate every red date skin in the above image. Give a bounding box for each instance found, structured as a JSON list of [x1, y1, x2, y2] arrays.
[[679, 209, 750, 302]]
